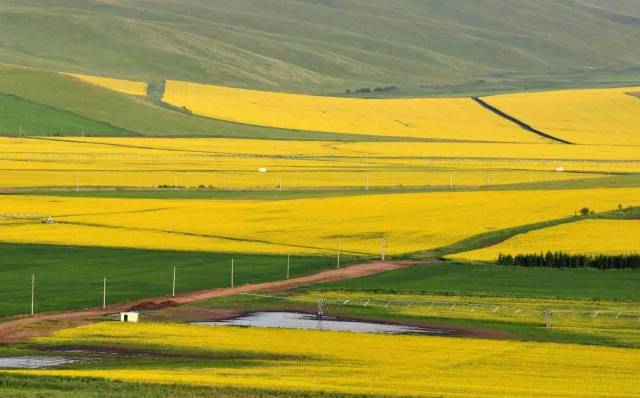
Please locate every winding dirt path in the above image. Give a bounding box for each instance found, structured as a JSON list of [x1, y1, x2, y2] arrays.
[[0, 260, 416, 344]]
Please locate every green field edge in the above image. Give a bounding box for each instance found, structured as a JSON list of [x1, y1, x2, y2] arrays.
[[0, 372, 368, 398]]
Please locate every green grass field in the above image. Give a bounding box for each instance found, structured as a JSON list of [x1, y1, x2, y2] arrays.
[[0, 93, 130, 136], [314, 262, 640, 301], [0, 244, 347, 319]]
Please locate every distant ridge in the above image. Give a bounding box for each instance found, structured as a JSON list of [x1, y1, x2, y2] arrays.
[[1, 0, 640, 94]]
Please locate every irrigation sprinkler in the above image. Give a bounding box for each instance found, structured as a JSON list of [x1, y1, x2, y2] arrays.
[[316, 297, 325, 318], [172, 266, 176, 297], [543, 310, 552, 328], [30, 274, 35, 316]]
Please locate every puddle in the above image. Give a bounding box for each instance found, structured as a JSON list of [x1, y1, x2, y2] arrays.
[[0, 356, 79, 369], [193, 311, 450, 335]]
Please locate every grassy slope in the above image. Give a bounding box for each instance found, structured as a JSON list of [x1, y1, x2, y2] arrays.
[[0, 65, 381, 140], [1, 0, 639, 94], [0, 93, 130, 136], [0, 243, 344, 318]]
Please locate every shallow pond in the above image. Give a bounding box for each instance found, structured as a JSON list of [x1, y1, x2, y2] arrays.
[[0, 355, 79, 369], [193, 311, 450, 335]]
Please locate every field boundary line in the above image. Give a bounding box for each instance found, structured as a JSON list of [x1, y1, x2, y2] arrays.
[[471, 97, 573, 144]]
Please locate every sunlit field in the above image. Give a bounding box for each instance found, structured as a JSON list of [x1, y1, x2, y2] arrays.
[[2, 137, 638, 190], [5, 322, 639, 398], [452, 219, 640, 261], [484, 86, 640, 145], [162, 81, 544, 142], [65, 73, 148, 96], [0, 188, 638, 256]]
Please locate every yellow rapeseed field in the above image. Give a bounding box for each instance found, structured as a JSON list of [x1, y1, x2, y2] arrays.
[[9, 322, 640, 397], [162, 81, 545, 143], [0, 189, 638, 255], [28, 137, 640, 162], [484, 86, 640, 145], [452, 219, 640, 261], [65, 73, 148, 96], [0, 137, 632, 190]]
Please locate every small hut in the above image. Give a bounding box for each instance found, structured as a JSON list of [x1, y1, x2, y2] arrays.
[[119, 311, 139, 323]]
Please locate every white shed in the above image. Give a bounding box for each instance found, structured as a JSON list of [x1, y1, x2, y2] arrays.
[[119, 311, 139, 323]]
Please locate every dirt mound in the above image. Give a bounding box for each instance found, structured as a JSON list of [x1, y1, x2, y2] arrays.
[[128, 300, 179, 311]]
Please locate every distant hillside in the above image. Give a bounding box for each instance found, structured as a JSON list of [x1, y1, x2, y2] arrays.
[[1, 0, 640, 94]]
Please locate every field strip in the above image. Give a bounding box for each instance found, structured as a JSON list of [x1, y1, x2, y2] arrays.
[[472, 97, 572, 144], [0, 260, 418, 344], [410, 205, 640, 259], [54, 220, 369, 255]]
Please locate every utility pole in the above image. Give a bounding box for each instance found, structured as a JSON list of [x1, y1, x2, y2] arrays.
[[76, 175, 79, 192], [279, 175, 283, 192], [381, 237, 386, 262], [337, 240, 342, 269], [30, 274, 35, 316], [103, 277, 107, 308], [365, 174, 369, 190], [19, 125, 23, 137], [172, 266, 176, 297], [287, 254, 290, 279], [450, 174, 454, 189], [231, 258, 235, 287], [81, 129, 85, 143]]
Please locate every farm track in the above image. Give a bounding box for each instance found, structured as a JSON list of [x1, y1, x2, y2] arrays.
[[0, 260, 423, 344], [471, 97, 573, 144]]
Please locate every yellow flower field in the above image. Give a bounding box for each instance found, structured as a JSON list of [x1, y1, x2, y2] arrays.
[[1, 137, 635, 190], [452, 219, 640, 261], [0, 188, 638, 255], [9, 322, 640, 397], [30, 137, 640, 162], [162, 81, 545, 143], [65, 73, 148, 96], [484, 86, 640, 145]]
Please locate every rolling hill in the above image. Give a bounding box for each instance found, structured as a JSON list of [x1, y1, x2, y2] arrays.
[[1, 0, 640, 94]]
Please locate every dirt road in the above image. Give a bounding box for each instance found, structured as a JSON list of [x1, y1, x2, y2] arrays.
[[0, 260, 414, 344]]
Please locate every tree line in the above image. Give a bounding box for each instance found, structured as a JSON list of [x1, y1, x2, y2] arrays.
[[497, 251, 640, 270]]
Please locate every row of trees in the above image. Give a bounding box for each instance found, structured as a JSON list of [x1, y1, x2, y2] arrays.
[[497, 251, 640, 270]]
